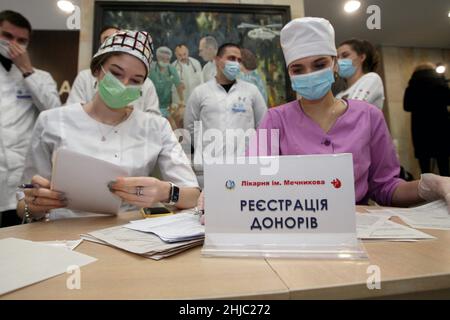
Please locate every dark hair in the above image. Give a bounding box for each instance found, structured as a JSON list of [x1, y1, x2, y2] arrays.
[[0, 10, 32, 34], [339, 39, 379, 73], [90, 52, 124, 77], [175, 43, 188, 50], [100, 25, 119, 36], [217, 43, 241, 57], [240, 48, 257, 70]]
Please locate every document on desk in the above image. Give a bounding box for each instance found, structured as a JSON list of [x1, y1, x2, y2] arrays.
[[367, 200, 450, 230], [356, 214, 435, 241], [84, 226, 201, 255], [0, 238, 96, 296], [81, 227, 203, 260], [124, 211, 205, 242], [38, 239, 83, 251], [51, 148, 129, 215]]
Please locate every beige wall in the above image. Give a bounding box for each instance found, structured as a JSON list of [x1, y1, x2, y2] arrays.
[[380, 46, 450, 178], [78, 0, 304, 70]]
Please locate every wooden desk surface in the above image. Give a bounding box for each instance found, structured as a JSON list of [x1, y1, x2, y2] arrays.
[[267, 208, 450, 299], [1, 207, 450, 299], [0, 212, 289, 300]]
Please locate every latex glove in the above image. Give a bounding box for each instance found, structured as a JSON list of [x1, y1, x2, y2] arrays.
[[418, 173, 450, 211]]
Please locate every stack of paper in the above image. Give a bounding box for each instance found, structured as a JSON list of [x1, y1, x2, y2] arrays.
[[356, 214, 435, 242], [124, 212, 205, 242], [0, 238, 96, 296], [81, 212, 204, 260], [367, 200, 450, 230]]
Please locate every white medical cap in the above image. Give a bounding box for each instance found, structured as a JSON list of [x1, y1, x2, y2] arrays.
[[280, 17, 337, 67], [156, 46, 173, 59], [93, 30, 154, 75]]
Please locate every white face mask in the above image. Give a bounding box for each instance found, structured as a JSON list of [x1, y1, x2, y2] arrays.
[[0, 39, 11, 59]]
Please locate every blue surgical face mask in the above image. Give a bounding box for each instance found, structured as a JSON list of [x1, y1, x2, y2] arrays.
[[290, 66, 335, 101], [158, 61, 169, 68], [223, 61, 240, 81], [338, 59, 356, 79]]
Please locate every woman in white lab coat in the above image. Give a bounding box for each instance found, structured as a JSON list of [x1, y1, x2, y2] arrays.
[[336, 39, 385, 110], [16, 30, 200, 221]]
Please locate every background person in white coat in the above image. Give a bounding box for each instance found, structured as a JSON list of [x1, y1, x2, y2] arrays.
[[198, 36, 218, 83], [0, 10, 61, 227], [67, 25, 161, 116], [184, 43, 267, 188]]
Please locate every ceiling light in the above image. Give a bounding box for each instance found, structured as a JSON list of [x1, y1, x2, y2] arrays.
[[57, 0, 75, 14], [344, 1, 361, 13], [436, 65, 446, 74]]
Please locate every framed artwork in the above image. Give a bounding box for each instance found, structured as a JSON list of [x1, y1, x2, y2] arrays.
[[94, 1, 293, 110]]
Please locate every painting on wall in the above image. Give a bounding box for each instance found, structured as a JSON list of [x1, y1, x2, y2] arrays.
[[94, 1, 293, 114]]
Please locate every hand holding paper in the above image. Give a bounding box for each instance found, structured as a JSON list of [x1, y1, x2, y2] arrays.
[[22, 175, 67, 217], [50, 148, 129, 215], [109, 177, 170, 209]]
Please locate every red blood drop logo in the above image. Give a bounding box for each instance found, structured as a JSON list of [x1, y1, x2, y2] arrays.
[[331, 179, 342, 189]]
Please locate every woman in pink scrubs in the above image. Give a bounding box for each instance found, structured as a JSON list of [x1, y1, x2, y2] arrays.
[[249, 17, 450, 208]]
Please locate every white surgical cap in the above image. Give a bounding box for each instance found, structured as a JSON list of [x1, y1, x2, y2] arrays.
[[156, 46, 173, 59], [280, 17, 337, 67]]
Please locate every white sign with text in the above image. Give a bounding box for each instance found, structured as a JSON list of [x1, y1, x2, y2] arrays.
[[202, 154, 366, 259]]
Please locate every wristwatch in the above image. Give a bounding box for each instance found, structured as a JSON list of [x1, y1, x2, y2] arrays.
[[166, 182, 180, 206], [22, 70, 34, 78]]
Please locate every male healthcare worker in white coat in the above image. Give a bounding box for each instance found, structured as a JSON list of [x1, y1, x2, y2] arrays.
[[67, 25, 161, 116], [171, 44, 203, 105], [198, 36, 218, 83], [184, 43, 267, 188], [0, 10, 61, 227]]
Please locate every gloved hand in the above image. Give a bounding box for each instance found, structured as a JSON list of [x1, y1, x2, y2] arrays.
[[418, 173, 450, 212]]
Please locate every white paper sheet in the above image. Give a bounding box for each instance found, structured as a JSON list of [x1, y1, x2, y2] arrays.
[[0, 238, 96, 296], [367, 200, 450, 230], [38, 239, 83, 251], [356, 214, 435, 241], [51, 148, 129, 215], [124, 212, 205, 242]]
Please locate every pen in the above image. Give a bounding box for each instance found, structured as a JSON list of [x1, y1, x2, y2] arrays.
[[17, 184, 39, 189]]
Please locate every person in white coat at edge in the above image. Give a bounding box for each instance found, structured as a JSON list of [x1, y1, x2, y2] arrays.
[[0, 10, 61, 227], [66, 25, 161, 116], [16, 30, 200, 222], [336, 38, 385, 110]]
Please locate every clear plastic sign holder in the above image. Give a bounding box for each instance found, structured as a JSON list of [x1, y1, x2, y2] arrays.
[[201, 154, 369, 260]]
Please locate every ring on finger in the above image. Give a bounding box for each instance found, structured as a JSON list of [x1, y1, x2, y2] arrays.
[[135, 186, 145, 197]]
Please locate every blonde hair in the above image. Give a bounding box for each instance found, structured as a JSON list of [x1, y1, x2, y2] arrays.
[[414, 62, 436, 72]]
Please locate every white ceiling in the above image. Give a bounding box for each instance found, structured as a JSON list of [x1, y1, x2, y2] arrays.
[[304, 0, 450, 49], [0, 0, 81, 30]]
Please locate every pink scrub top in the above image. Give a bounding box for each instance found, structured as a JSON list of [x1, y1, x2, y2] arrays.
[[248, 99, 404, 205]]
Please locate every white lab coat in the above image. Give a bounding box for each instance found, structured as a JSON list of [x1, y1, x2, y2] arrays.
[[21, 104, 199, 220], [0, 64, 60, 212], [336, 72, 385, 110], [184, 79, 267, 187], [202, 61, 217, 83], [171, 57, 203, 104], [66, 69, 161, 116]]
